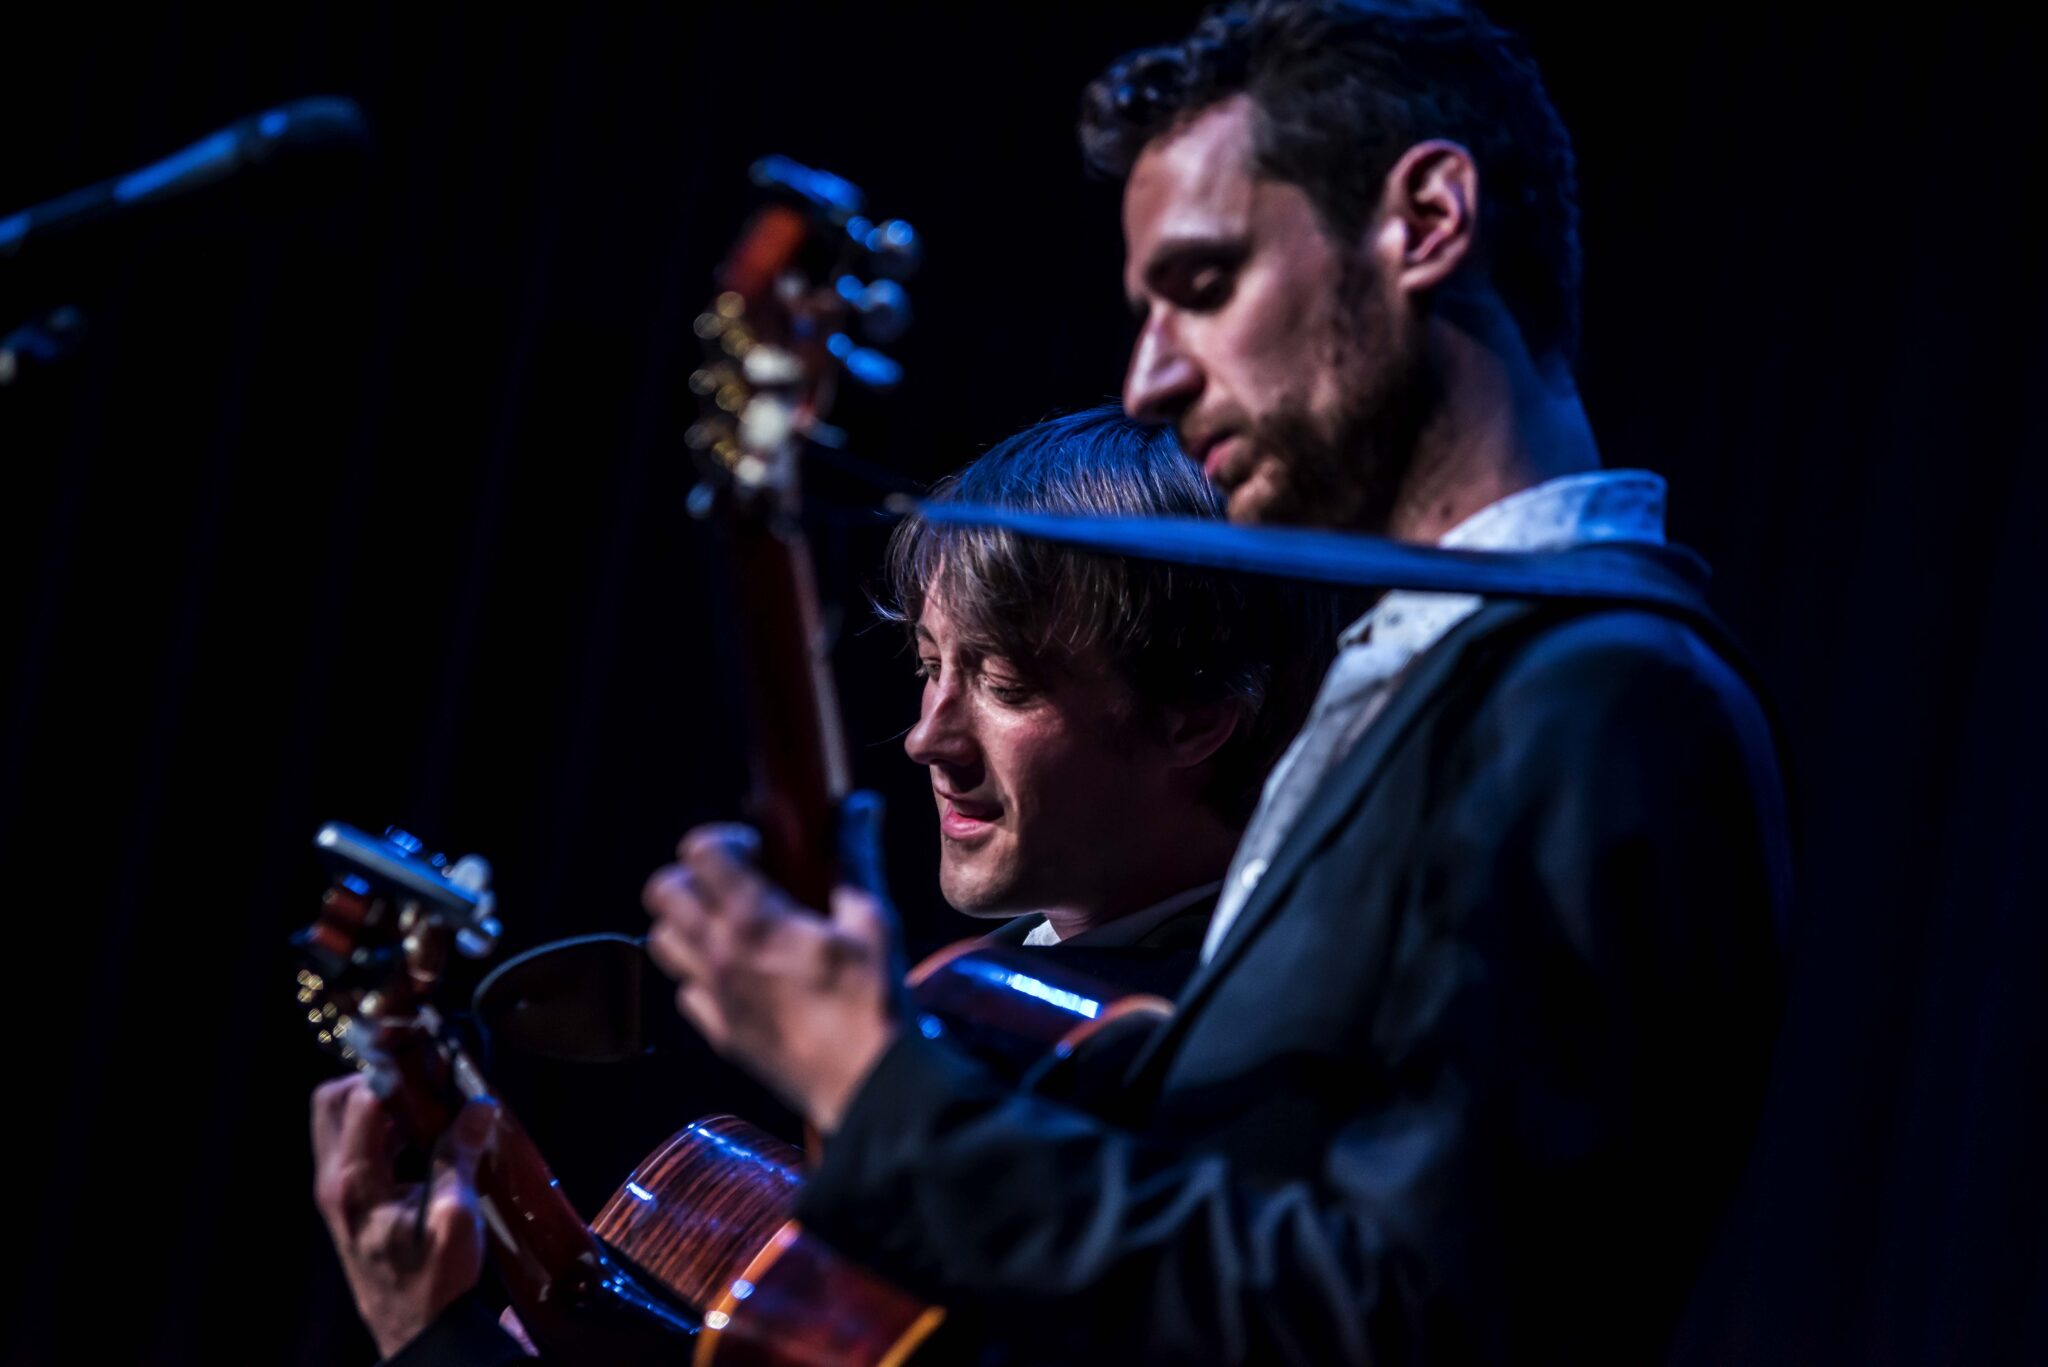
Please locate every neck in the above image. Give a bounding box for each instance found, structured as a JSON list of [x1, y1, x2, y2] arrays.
[[1385, 301, 1599, 544], [1038, 811, 1235, 941]]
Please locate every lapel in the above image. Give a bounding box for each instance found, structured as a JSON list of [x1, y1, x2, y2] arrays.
[[1121, 599, 1545, 1086]]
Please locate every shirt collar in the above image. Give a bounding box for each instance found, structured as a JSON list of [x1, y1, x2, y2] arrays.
[[1338, 469, 1668, 648], [1020, 879, 1223, 947]]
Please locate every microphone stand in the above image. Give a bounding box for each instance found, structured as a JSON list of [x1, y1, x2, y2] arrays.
[[0, 96, 366, 391]]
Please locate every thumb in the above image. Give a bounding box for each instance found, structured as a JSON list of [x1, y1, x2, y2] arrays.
[[419, 1101, 491, 1272], [831, 884, 908, 1015], [829, 883, 894, 951], [437, 1098, 497, 1186], [835, 790, 890, 899]]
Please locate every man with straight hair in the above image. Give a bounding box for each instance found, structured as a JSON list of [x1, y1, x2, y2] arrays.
[[884, 405, 1325, 984], [308, 408, 1325, 1363]]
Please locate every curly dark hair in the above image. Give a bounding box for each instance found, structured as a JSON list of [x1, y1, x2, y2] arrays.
[[878, 406, 1330, 827], [1081, 0, 1582, 364]]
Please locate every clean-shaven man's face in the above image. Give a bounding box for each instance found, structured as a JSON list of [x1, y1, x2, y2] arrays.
[[903, 589, 1187, 918]]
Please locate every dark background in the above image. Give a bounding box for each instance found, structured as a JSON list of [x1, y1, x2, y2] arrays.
[[2, 4, 2043, 1364]]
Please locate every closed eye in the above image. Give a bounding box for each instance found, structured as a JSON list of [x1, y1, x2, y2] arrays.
[[1181, 261, 1236, 310], [979, 669, 1038, 706], [1141, 238, 1248, 315]]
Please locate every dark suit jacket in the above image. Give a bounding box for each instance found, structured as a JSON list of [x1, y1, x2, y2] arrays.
[[979, 886, 1219, 1002], [794, 584, 1790, 1364]]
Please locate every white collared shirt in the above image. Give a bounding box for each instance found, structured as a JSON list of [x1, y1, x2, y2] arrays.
[[1198, 470, 1670, 963], [1021, 879, 1224, 947]]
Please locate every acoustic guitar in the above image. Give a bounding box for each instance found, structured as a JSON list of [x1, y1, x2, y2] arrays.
[[299, 160, 946, 1367], [300, 818, 941, 1366], [298, 159, 1169, 1366]]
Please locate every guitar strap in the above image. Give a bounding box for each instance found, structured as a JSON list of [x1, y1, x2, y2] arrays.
[[908, 500, 1783, 773], [908, 502, 1714, 620]]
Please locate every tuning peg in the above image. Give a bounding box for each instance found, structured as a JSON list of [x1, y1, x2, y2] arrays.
[[846, 216, 920, 279], [457, 913, 501, 960], [827, 333, 903, 391], [444, 853, 492, 893], [834, 275, 911, 345], [443, 854, 501, 959], [750, 155, 864, 222]]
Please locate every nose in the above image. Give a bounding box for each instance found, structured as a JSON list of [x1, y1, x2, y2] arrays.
[[1123, 311, 1202, 425], [905, 675, 978, 773]]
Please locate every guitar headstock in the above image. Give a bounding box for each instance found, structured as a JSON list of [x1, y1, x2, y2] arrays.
[[684, 156, 918, 516], [294, 822, 501, 1072]]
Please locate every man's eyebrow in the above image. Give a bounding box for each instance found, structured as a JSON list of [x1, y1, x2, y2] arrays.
[[1130, 234, 1250, 314], [913, 623, 935, 645]]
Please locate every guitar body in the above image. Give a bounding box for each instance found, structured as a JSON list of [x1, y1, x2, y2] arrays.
[[592, 1115, 945, 1367], [559, 943, 1173, 1364], [907, 940, 1173, 1103]]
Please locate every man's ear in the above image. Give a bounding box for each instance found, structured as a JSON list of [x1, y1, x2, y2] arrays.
[[1366, 139, 1480, 299], [1158, 700, 1240, 771]]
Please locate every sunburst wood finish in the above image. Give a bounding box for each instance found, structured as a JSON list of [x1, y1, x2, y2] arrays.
[[698, 1223, 947, 1367], [594, 1115, 944, 1367], [593, 1115, 806, 1309], [466, 1097, 703, 1364]]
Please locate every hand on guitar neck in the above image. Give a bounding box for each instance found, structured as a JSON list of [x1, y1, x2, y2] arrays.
[[301, 811, 941, 1367], [310, 1076, 494, 1358], [643, 795, 908, 1136]]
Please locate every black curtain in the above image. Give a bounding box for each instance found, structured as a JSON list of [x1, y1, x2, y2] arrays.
[[1, 5, 2041, 1363]]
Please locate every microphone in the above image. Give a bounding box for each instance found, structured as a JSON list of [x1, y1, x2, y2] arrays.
[[0, 96, 369, 263]]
